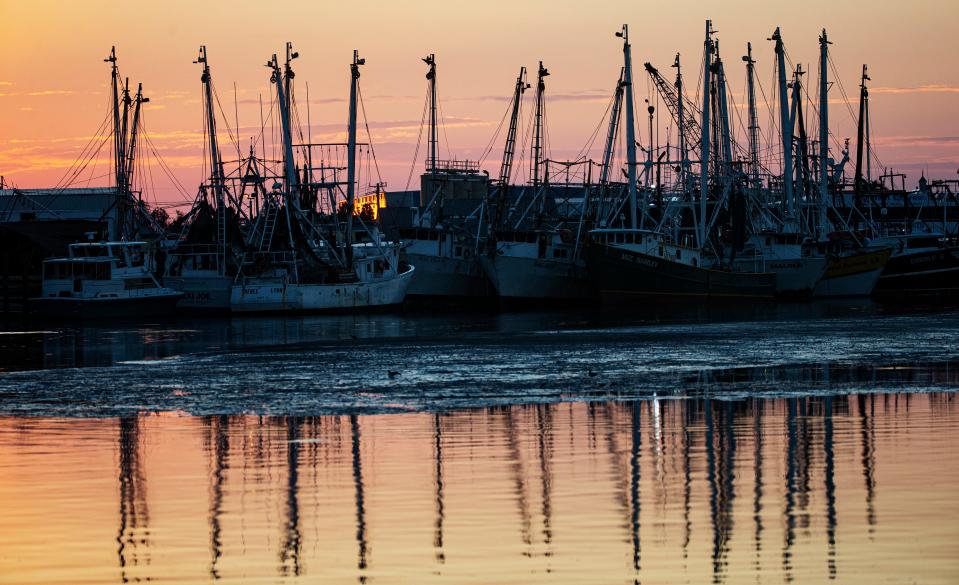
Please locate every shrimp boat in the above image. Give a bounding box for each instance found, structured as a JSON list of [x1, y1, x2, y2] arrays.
[[478, 63, 596, 302], [30, 241, 182, 318], [812, 236, 892, 297], [588, 229, 776, 300], [230, 48, 413, 313], [163, 47, 246, 311], [871, 232, 959, 297], [398, 57, 492, 300], [730, 232, 828, 297]]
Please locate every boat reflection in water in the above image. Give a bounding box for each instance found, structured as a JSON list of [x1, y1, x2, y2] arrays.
[[0, 392, 956, 584]]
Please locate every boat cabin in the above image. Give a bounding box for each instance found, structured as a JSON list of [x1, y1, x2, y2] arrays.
[[40, 241, 162, 299]]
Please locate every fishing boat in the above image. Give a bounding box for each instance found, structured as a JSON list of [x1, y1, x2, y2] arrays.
[[871, 233, 959, 296], [401, 225, 490, 299], [30, 241, 182, 318], [231, 241, 413, 313], [812, 245, 891, 297], [163, 47, 247, 312], [230, 48, 413, 313], [396, 57, 496, 301], [730, 232, 828, 297], [481, 228, 591, 300], [588, 229, 776, 300]]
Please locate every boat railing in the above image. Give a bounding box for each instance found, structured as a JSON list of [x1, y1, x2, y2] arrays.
[[170, 243, 219, 256], [242, 251, 296, 265]]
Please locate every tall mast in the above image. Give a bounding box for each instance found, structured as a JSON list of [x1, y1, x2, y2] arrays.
[[743, 43, 761, 189], [495, 67, 529, 228], [818, 30, 830, 201], [106, 48, 123, 196], [119, 77, 131, 192], [269, 54, 298, 197], [499, 67, 528, 188], [284, 43, 297, 126], [345, 50, 365, 267], [818, 30, 832, 238], [124, 83, 148, 204], [772, 27, 794, 217], [600, 68, 626, 186], [715, 42, 733, 176], [197, 46, 225, 187], [531, 61, 549, 194], [791, 65, 809, 220], [673, 54, 688, 192], [268, 51, 299, 277], [424, 54, 437, 174], [854, 65, 870, 209], [619, 25, 638, 229], [196, 46, 227, 270], [699, 21, 714, 248]]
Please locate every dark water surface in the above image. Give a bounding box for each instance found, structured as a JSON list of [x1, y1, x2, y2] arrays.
[[0, 302, 957, 583]]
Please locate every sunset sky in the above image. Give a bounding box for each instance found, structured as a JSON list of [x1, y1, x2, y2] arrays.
[[2, 0, 957, 209]]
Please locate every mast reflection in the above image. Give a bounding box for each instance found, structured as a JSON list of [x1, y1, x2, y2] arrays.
[[76, 392, 959, 583], [116, 415, 150, 584], [351, 415, 369, 583], [280, 417, 302, 577], [433, 413, 446, 564], [207, 415, 229, 580]]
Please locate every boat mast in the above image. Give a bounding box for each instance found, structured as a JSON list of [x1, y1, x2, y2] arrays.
[[854, 65, 870, 210], [600, 68, 626, 186], [791, 65, 810, 228], [715, 42, 733, 178], [196, 46, 227, 270], [531, 61, 548, 197], [499, 67, 528, 189], [345, 50, 365, 267], [270, 53, 298, 196], [619, 25, 639, 229], [424, 54, 437, 174], [673, 54, 688, 193], [699, 21, 714, 249], [106, 47, 122, 202], [495, 67, 529, 227], [124, 83, 147, 213], [772, 27, 794, 218], [818, 30, 831, 238], [268, 50, 299, 279], [197, 47, 225, 188], [743, 43, 761, 190]]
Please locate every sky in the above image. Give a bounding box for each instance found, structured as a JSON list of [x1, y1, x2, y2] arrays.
[[2, 0, 958, 209]]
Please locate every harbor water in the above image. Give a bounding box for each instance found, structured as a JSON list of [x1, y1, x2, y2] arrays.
[[0, 302, 957, 584]]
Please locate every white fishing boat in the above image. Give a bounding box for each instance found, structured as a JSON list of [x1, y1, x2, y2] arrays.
[[480, 229, 591, 300], [30, 241, 182, 318], [164, 243, 234, 310], [230, 49, 414, 314], [231, 243, 413, 312], [402, 227, 489, 298], [730, 232, 828, 297]]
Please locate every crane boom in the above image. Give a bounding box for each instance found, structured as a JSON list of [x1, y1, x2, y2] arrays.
[[644, 61, 701, 157]]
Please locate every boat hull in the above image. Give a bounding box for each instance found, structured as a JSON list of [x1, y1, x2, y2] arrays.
[[813, 248, 891, 298], [732, 256, 828, 298], [404, 252, 491, 298], [479, 254, 591, 300], [874, 246, 959, 296], [165, 274, 233, 311], [587, 243, 776, 302], [230, 266, 415, 313], [29, 292, 183, 320]]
